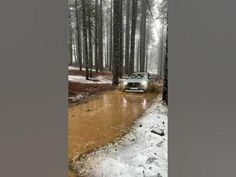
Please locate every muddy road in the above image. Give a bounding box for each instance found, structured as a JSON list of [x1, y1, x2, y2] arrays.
[[68, 90, 158, 176]]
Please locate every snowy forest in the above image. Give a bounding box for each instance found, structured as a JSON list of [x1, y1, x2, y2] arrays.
[[68, 0, 167, 92], [68, 1, 168, 176]]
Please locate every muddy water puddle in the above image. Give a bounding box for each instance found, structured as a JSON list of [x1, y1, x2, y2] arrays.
[[68, 90, 157, 176]]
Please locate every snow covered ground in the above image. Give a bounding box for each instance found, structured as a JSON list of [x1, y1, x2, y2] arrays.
[[68, 66, 96, 71], [68, 75, 112, 84], [76, 98, 168, 177]]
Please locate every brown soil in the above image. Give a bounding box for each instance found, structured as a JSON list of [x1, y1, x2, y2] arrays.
[[68, 82, 114, 97], [68, 69, 114, 103]]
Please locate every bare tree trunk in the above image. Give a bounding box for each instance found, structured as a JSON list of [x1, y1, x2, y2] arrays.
[[75, 0, 82, 70], [81, 0, 89, 80], [68, 8, 73, 65], [109, 0, 113, 71], [95, 0, 99, 73], [88, 9, 93, 78], [145, 49, 148, 72], [159, 26, 165, 77], [99, 0, 104, 71], [140, 0, 147, 72], [129, 0, 138, 75], [145, 37, 148, 72], [72, 38, 76, 65], [136, 37, 140, 72], [74, 40, 77, 65], [124, 0, 130, 75], [145, 21, 151, 72], [162, 24, 168, 104], [112, 0, 122, 85], [118, 0, 123, 78], [106, 23, 109, 69]]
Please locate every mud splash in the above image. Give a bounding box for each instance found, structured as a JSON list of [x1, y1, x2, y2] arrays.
[[68, 90, 157, 176]]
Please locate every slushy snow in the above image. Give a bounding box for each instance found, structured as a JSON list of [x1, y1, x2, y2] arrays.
[[68, 75, 112, 84], [76, 98, 168, 177], [68, 66, 96, 71]]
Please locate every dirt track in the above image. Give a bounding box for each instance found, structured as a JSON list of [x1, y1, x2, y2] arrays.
[[68, 90, 158, 177]]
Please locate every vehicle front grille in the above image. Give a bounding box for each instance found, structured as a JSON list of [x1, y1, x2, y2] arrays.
[[127, 82, 140, 87]]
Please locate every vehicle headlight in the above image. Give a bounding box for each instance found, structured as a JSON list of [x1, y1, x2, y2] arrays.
[[123, 81, 128, 86], [141, 81, 148, 86]]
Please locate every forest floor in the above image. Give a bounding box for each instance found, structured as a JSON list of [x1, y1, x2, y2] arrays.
[[68, 66, 115, 103], [75, 97, 168, 177]]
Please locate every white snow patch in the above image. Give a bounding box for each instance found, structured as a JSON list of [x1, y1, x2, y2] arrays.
[[68, 75, 91, 83], [76, 99, 168, 177], [68, 66, 81, 70], [68, 75, 112, 84], [68, 93, 89, 102], [95, 76, 113, 84], [68, 66, 96, 71]]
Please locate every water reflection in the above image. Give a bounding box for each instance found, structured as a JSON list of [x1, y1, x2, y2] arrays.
[[143, 99, 147, 110], [122, 97, 127, 108]]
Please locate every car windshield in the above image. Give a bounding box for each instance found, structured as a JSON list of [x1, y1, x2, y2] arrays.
[[129, 73, 146, 79]]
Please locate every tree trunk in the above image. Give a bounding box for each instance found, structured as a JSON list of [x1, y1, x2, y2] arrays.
[[106, 23, 109, 69], [99, 0, 104, 71], [140, 0, 147, 72], [81, 0, 89, 80], [112, 0, 122, 85], [118, 0, 123, 78], [68, 8, 73, 66], [109, 0, 113, 71], [162, 24, 168, 104], [136, 37, 140, 72], [124, 0, 130, 75], [129, 0, 138, 75], [145, 49, 148, 72], [75, 0, 82, 70], [159, 25, 165, 77], [145, 21, 151, 72], [88, 9, 93, 78], [95, 0, 99, 73], [73, 39, 77, 65]]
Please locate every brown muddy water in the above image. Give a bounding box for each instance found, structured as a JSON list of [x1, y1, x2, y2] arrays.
[[68, 90, 157, 177]]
